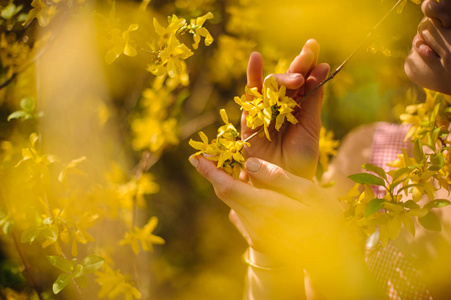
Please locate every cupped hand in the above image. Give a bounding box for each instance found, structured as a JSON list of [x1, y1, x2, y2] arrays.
[[190, 154, 345, 266], [243, 39, 330, 180], [190, 154, 385, 298]]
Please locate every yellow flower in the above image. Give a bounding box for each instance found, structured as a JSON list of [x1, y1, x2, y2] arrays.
[[95, 265, 142, 300], [131, 117, 179, 153], [234, 76, 298, 140], [119, 217, 165, 254], [318, 127, 339, 172], [148, 34, 193, 86], [189, 109, 249, 179], [23, 0, 56, 27], [104, 24, 139, 64], [189, 12, 214, 49], [208, 35, 256, 87], [153, 15, 186, 48]]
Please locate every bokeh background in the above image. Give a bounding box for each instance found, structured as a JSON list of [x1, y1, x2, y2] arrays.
[[0, 0, 425, 299]]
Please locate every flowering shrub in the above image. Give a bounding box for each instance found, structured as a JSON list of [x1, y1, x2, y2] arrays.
[[0, 0, 446, 299]]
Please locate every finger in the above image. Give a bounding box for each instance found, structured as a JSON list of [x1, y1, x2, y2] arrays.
[[247, 51, 263, 93], [265, 73, 305, 90], [242, 52, 264, 137], [239, 169, 249, 183], [299, 63, 330, 126], [190, 155, 302, 215], [190, 155, 261, 212], [287, 47, 315, 77], [304, 39, 320, 68], [245, 157, 314, 202]]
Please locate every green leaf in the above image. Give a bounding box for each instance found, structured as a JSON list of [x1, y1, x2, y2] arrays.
[[74, 275, 88, 288], [398, 183, 423, 194], [1, 3, 19, 20], [402, 200, 420, 209], [418, 211, 442, 231], [20, 227, 41, 243], [7, 110, 27, 121], [424, 199, 451, 210], [73, 264, 84, 278], [391, 167, 411, 181], [362, 164, 387, 180], [47, 256, 74, 273], [53, 273, 72, 294], [413, 139, 424, 163], [80, 255, 104, 274], [364, 198, 385, 217], [348, 173, 385, 186], [42, 225, 59, 243], [20, 98, 35, 112], [429, 153, 445, 170]]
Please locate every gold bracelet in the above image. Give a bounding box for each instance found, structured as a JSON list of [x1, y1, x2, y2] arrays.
[[242, 248, 285, 271]]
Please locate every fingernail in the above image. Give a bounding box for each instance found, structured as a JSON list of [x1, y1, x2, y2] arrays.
[[289, 73, 303, 79], [189, 155, 199, 168], [245, 157, 261, 173]]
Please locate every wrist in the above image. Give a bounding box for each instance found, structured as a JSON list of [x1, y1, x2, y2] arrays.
[[243, 247, 287, 271]]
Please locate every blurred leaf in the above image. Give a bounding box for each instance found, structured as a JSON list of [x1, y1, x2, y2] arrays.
[[424, 199, 451, 210], [429, 153, 445, 171], [402, 200, 419, 209], [348, 173, 385, 186], [7, 110, 28, 121], [53, 273, 72, 294], [74, 275, 88, 288], [419, 211, 442, 231], [401, 213, 415, 236], [80, 255, 104, 274], [20, 227, 40, 244], [362, 163, 387, 180], [364, 198, 385, 217], [20, 98, 35, 112], [47, 256, 74, 274], [42, 225, 59, 245], [413, 139, 424, 163]]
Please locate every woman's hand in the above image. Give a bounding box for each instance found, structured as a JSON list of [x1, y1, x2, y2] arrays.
[[190, 154, 343, 264], [243, 39, 330, 180], [189, 155, 386, 298]]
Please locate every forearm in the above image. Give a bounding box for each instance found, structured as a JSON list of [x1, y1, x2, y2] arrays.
[[303, 230, 387, 299], [243, 248, 306, 300]]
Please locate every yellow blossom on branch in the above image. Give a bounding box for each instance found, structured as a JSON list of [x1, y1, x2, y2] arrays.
[[119, 216, 165, 254], [95, 264, 142, 300], [234, 76, 298, 140], [189, 109, 249, 179], [318, 127, 340, 172], [188, 12, 214, 49], [105, 24, 139, 64]]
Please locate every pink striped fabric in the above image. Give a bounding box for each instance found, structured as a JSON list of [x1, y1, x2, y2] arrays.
[[368, 122, 411, 198], [365, 122, 432, 300]]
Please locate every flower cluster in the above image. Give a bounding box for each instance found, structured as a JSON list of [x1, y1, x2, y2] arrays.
[[189, 109, 249, 179], [148, 13, 213, 88], [343, 89, 451, 244], [234, 76, 299, 140]]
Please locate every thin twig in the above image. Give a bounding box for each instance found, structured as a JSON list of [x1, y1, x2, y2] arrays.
[[243, 0, 405, 143], [297, 0, 403, 105], [11, 233, 44, 300]]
